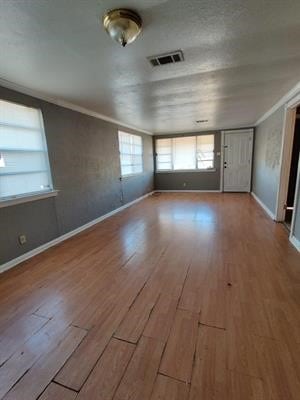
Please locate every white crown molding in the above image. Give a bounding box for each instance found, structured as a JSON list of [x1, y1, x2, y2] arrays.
[[255, 81, 300, 126], [2, 77, 300, 136], [0, 191, 154, 274], [0, 77, 153, 136], [154, 125, 253, 136]]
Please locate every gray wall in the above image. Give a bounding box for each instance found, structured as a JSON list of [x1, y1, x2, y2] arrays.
[[252, 104, 300, 246], [294, 184, 300, 242], [0, 86, 154, 265], [252, 107, 285, 214], [154, 131, 221, 191]]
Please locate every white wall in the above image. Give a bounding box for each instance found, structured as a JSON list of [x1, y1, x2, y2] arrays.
[[252, 106, 285, 215]]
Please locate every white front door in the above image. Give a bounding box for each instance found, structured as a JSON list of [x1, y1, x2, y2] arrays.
[[223, 129, 253, 192]]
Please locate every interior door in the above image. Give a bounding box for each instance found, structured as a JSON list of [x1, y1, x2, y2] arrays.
[[223, 129, 253, 192]]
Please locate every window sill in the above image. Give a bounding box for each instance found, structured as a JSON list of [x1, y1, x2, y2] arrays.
[[155, 169, 216, 173], [121, 172, 144, 180], [0, 190, 58, 208]]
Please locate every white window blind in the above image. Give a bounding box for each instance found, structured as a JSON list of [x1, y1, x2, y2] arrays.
[[156, 138, 172, 170], [197, 135, 214, 169], [118, 131, 143, 176], [156, 134, 214, 171], [173, 136, 196, 170], [0, 99, 53, 199]]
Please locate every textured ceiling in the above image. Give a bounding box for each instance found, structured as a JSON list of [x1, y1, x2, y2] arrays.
[[0, 0, 300, 134]]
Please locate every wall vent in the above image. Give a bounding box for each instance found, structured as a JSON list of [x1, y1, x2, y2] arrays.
[[148, 50, 184, 67]]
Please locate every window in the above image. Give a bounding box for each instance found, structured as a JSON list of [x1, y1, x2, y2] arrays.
[[196, 135, 215, 169], [155, 138, 172, 170], [173, 136, 196, 170], [118, 131, 143, 176], [0, 99, 53, 200], [156, 134, 214, 171]]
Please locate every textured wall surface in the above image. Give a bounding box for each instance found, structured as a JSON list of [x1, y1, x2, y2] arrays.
[[287, 116, 300, 243], [292, 118, 300, 242], [252, 107, 284, 214], [252, 105, 300, 246], [294, 185, 300, 242], [154, 132, 221, 191], [0, 197, 59, 265], [0, 86, 153, 264]]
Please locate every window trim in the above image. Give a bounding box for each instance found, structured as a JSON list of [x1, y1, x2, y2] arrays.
[[118, 131, 143, 177], [38, 106, 54, 190], [120, 172, 144, 180], [0, 189, 58, 208], [155, 169, 217, 174], [0, 98, 55, 201], [155, 134, 215, 172]]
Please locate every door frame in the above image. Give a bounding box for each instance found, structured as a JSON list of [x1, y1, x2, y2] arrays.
[[289, 155, 300, 247], [275, 91, 300, 224], [220, 129, 254, 192]]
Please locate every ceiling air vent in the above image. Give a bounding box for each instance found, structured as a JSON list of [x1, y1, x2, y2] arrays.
[[148, 50, 184, 67]]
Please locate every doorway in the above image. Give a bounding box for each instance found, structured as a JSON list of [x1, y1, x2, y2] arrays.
[[221, 129, 254, 192], [284, 106, 300, 230]]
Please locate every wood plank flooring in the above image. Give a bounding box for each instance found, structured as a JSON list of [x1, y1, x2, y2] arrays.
[[0, 193, 300, 399]]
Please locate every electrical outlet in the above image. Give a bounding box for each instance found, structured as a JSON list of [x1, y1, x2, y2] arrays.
[[18, 234, 27, 245], [183, 182, 186, 187]]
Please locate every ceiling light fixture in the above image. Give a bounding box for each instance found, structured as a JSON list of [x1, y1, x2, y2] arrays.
[[102, 9, 142, 47]]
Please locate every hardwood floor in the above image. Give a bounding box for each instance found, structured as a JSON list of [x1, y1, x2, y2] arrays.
[[0, 193, 300, 399]]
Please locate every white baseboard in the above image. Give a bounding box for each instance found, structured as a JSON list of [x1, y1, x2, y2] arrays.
[[290, 235, 300, 252], [251, 192, 276, 220], [154, 190, 221, 193], [0, 191, 154, 274]]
